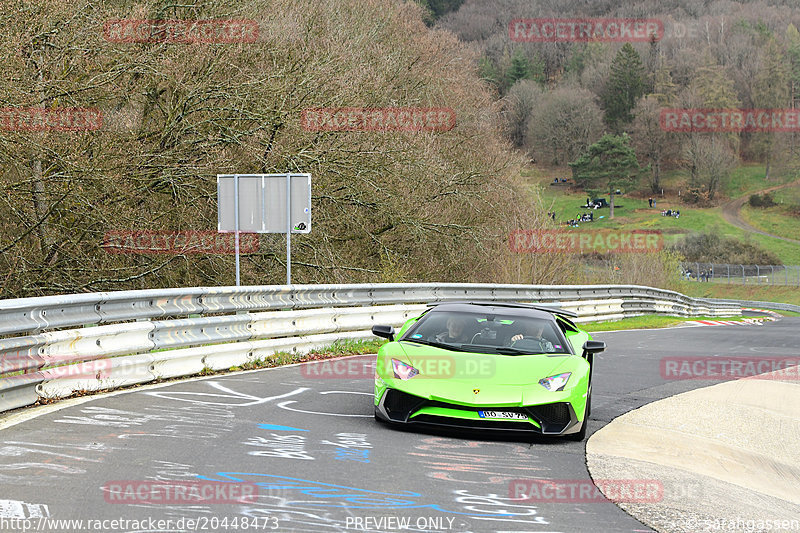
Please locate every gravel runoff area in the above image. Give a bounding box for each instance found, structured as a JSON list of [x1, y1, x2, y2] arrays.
[[586, 370, 800, 533]]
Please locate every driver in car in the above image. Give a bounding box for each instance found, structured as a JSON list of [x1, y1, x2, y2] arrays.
[[509, 321, 554, 352], [435, 316, 471, 343]]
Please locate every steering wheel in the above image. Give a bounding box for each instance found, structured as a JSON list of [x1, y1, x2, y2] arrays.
[[510, 337, 545, 350]]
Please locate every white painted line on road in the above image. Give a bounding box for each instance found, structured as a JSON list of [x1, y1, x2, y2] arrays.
[[276, 399, 372, 417], [320, 390, 373, 396], [0, 354, 377, 431]]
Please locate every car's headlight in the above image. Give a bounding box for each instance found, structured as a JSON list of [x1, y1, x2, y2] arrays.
[[391, 359, 419, 380], [539, 372, 571, 391]]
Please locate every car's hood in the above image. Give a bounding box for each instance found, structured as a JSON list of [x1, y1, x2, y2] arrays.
[[381, 341, 585, 405]]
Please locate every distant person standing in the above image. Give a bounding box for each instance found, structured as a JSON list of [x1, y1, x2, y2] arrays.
[[648, 197, 653, 208]]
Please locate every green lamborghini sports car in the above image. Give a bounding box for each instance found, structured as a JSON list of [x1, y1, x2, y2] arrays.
[[371, 301, 605, 440]]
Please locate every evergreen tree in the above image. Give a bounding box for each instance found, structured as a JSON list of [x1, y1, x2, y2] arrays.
[[478, 56, 502, 91], [785, 24, 800, 162], [602, 43, 646, 132], [752, 39, 790, 179], [505, 49, 544, 89], [568, 134, 643, 218], [786, 24, 800, 108], [564, 43, 607, 78], [691, 56, 739, 109], [414, 0, 465, 25], [645, 33, 660, 94], [651, 54, 677, 105], [688, 55, 741, 158]]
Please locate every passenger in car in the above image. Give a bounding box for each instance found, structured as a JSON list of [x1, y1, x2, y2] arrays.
[[434, 316, 472, 343]]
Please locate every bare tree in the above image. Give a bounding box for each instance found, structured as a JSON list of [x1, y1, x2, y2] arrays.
[[0, 0, 562, 297], [631, 96, 679, 193], [682, 135, 737, 200], [503, 80, 544, 147], [525, 86, 604, 166]]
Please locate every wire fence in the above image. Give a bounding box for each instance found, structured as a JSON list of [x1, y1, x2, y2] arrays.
[[680, 263, 800, 286]]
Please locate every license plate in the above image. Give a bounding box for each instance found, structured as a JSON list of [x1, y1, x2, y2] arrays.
[[478, 410, 528, 420]]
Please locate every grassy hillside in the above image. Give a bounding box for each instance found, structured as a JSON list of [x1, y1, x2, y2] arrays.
[[527, 166, 800, 265], [678, 282, 800, 306], [739, 184, 800, 242], [722, 165, 798, 198]]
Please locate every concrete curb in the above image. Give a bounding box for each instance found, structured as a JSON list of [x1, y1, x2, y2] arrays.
[[586, 371, 800, 532]]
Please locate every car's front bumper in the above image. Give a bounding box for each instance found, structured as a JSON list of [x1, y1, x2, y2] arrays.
[[375, 388, 582, 435]]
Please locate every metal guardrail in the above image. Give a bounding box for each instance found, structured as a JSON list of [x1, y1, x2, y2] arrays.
[[0, 283, 743, 415], [0, 283, 739, 334], [710, 299, 800, 314], [681, 263, 800, 286]]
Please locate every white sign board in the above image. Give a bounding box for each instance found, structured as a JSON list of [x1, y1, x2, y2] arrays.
[[216, 173, 311, 285], [217, 174, 311, 233]]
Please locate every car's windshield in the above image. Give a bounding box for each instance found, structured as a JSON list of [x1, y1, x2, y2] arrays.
[[400, 309, 569, 355]]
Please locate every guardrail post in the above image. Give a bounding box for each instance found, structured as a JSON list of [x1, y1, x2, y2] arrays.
[[770, 265, 774, 285], [756, 265, 760, 284]]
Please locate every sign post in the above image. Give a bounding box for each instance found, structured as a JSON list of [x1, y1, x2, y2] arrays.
[[217, 173, 311, 285], [286, 173, 292, 285], [234, 174, 241, 285]]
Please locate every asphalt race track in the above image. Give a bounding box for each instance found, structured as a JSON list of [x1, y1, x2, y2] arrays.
[[1, 318, 797, 533]]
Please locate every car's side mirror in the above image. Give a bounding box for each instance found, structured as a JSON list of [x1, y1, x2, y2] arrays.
[[582, 340, 606, 357], [372, 325, 395, 341]]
